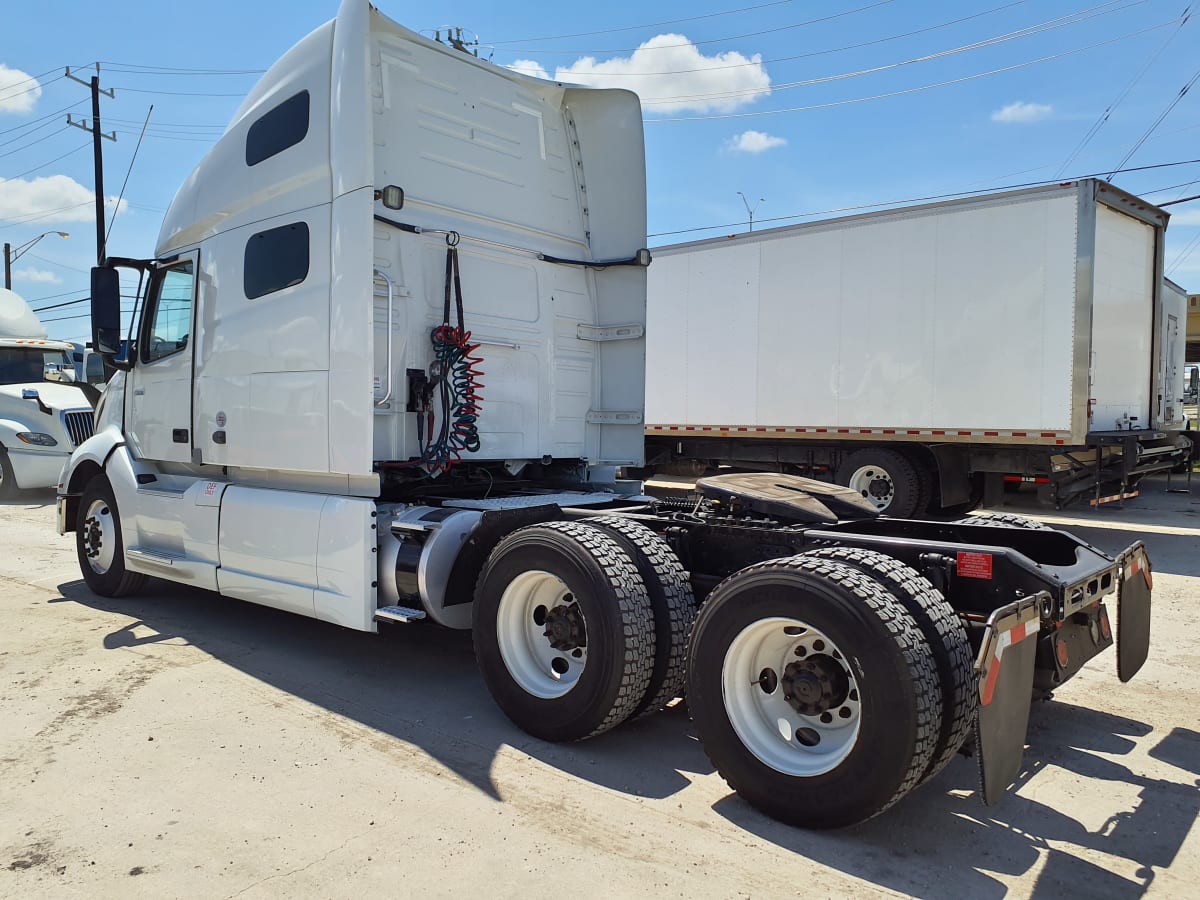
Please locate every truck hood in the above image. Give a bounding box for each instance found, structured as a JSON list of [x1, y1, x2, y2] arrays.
[[0, 381, 93, 412]]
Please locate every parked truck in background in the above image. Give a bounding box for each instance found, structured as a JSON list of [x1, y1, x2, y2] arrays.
[[0, 287, 97, 498], [644, 183, 1191, 516], [55, 0, 1155, 829]]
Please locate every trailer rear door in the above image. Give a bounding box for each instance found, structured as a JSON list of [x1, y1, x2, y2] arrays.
[[1089, 205, 1156, 432]]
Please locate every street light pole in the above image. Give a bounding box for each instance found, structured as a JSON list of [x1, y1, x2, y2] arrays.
[[737, 191, 766, 232], [3, 232, 70, 290]]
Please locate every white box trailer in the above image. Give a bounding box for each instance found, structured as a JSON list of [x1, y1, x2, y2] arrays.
[[645, 181, 1190, 514], [55, 1, 1157, 830]]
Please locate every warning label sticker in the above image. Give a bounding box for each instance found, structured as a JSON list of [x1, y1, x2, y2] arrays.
[[957, 551, 993, 580]]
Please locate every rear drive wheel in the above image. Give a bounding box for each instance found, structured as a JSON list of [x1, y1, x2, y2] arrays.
[[836, 448, 923, 517], [803, 547, 976, 784], [687, 555, 939, 829], [76, 475, 146, 597], [0, 449, 17, 501], [955, 512, 1050, 530], [473, 521, 654, 742], [584, 516, 695, 717]]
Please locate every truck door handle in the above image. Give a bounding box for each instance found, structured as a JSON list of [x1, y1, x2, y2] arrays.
[[172, 429, 189, 443], [133, 388, 145, 396]]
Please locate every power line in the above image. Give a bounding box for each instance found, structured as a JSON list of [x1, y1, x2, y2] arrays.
[[98, 61, 267, 75], [8, 143, 90, 181], [515, 1, 1029, 73], [31, 296, 89, 313], [491, 0, 801, 44], [495, 0, 894, 56], [0, 99, 88, 138], [1167, 231, 1200, 275], [638, 0, 1144, 105], [1108, 64, 1200, 179], [1056, 5, 1191, 177], [0, 202, 94, 232], [0, 125, 69, 159], [644, 17, 1172, 122], [112, 86, 250, 97], [648, 157, 1200, 238]]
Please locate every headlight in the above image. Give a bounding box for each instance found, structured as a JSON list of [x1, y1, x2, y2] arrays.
[[16, 432, 59, 447]]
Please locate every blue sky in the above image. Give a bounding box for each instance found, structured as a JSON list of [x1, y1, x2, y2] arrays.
[[1, 0, 1197, 342]]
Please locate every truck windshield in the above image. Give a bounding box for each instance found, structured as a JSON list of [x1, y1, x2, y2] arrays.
[[0, 347, 73, 386]]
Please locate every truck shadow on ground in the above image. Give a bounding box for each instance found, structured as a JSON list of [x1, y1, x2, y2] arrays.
[[52, 577, 713, 806], [714, 703, 1200, 900]]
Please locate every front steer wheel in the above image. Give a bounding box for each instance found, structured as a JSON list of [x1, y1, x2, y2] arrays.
[[687, 555, 939, 829], [473, 521, 655, 742], [76, 475, 146, 598]]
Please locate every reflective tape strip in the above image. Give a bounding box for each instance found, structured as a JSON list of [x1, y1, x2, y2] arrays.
[[980, 619, 1040, 707]]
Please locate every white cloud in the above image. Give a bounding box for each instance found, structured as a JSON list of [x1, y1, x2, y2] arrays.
[[726, 130, 787, 154], [507, 59, 550, 80], [991, 101, 1053, 124], [0, 174, 127, 224], [0, 63, 41, 114], [545, 34, 770, 114], [13, 268, 62, 285]]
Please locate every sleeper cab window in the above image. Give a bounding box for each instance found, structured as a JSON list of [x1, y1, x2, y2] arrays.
[[245, 90, 310, 166], [145, 262, 195, 363], [244, 222, 310, 300]]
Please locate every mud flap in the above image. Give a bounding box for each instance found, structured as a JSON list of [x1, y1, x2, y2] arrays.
[[1117, 542, 1152, 683], [975, 593, 1044, 806]]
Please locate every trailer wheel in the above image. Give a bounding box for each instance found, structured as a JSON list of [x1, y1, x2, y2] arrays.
[[802, 547, 976, 784], [836, 449, 923, 517], [955, 512, 1050, 530], [584, 516, 695, 717], [75, 475, 147, 598], [688, 556, 939, 829], [473, 521, 654, 742], [0, 449, 17, 500]]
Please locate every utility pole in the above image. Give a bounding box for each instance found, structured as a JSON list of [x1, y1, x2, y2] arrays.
[[65, 65, 115, 265]]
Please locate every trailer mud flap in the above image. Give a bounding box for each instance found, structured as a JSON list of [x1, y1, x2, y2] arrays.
[[1117, 542, 1152, 683], [975, 593, 1044, 806]]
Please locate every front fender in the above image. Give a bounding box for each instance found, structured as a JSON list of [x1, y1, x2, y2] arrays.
[[62, 424, 128, 496]]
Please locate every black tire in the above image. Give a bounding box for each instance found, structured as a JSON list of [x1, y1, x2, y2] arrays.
[[76, 474, 147, 598], [802, 547, 976, 784], [584, 516, 695, 717], [835, 448, 923, 518], [954, 512, 1050, 530], [687, 555, 939, 829], [0, 448, 17, 501], [473, 521, 654, 742]]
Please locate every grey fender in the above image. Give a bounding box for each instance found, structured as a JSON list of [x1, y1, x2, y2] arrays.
[[58, 428, 146, 538]]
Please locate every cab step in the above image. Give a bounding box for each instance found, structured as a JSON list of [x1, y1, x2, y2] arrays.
[[374, 605, 427, 624]]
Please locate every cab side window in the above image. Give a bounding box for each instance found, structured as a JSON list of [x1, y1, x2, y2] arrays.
[[143, 262, 195, 363]]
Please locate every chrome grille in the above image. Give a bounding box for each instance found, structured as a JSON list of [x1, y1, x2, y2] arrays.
[[63, 410, 95, 447]]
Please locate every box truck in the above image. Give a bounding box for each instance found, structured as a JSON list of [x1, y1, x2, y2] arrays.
[[57, 0, 1154, 828], [645, 183, 1191, 516], [0, 287, 97, 498]]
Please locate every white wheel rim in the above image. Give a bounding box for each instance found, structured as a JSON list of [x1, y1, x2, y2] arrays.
[[81, 497, 117, 575], [847, 464, 895, 511], [722, 617, 861, 777], [496, 570, 588, 699]]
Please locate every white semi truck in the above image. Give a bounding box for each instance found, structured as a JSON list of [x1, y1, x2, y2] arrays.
[[0, 287, 97, 498], [645, 185, 1191, 516], [58, 0, 1155, 829]]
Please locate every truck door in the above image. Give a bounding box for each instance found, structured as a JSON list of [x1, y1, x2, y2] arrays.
[[1163, 313, 1180, 424], [125, 253, 198, 464]]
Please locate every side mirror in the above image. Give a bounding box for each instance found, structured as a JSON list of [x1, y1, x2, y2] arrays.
[[91, 266, 123, 356]]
